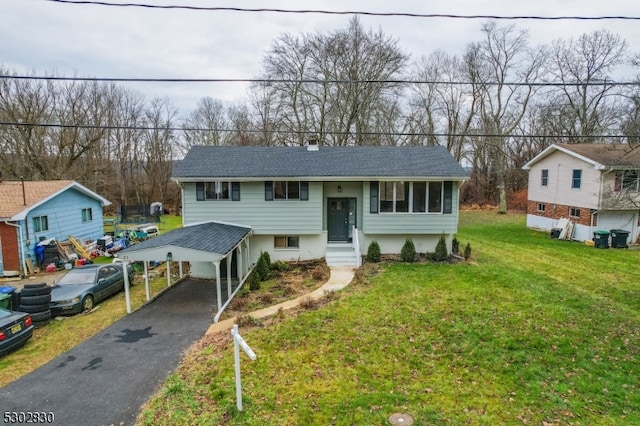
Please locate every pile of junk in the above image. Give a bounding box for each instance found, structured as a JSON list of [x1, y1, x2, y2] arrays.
[[33, 234, 130, 273]]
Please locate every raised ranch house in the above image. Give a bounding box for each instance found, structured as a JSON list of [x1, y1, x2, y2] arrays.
[[523, 143, 640, 244], [171, 144, 468, 278], [0, 180, 110, 277]]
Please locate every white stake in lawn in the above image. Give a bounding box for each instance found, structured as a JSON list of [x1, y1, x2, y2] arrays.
[[232, 324, 256, 411]]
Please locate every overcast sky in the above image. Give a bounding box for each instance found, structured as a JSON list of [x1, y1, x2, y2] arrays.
[[2, 0, 640, 115]]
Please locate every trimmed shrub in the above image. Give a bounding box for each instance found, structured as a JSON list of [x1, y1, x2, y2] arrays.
[[464, 243, 472, 260], [452, 237, 460, 255], [366, 241, 381, 263], [262, 251, 271, 269], [434, 233, 448, 261], [248, 270, 261, 291], [400, 239, 417, 263], [256, 252, 270, 281]]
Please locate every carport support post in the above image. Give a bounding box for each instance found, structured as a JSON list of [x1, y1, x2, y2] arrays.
[[214, 261, 222, 311], [227, 255, 232, 299], [166, 259, 171, 287], [144, 261, 150, 301], [123, 261, 131, 314]]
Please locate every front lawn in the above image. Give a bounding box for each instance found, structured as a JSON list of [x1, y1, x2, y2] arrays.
[[139, 211, 640, 425]]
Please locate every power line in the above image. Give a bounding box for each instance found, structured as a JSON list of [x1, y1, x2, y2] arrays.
[[0, 121, 630, 140], [45, 1, 640, 21], [1, 75, 636, 87]]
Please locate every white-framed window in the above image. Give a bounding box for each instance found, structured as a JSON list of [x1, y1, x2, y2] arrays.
[[569, 207, 581, 218], [380, 181, 442, 213], [82, 207, 93, 222], [541, 169, 549, 187], [33, 215, 49, 232], [274, 181, 300, 200], [205, 181, 231, 200], [537, 203, 545, 212], [274, 236, 299, 249], [571, 170, 582, 189]]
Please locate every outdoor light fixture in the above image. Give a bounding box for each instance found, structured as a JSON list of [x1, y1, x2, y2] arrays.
[[337, 185, 342, 192], [166, 252, 173, 262]]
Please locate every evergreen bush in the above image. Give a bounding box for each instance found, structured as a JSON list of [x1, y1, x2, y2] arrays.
[[366, 241, 381, 263], [400, 239, 417, 262], [256, 252, 270, 281], [434, 233, 448, 261], [452, 237, 460, 255], [464, 243, 472, 260], [248, 270, 261, 291]]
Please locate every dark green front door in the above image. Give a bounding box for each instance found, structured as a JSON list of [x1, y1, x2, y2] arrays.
[[328, 198, 350, 242]]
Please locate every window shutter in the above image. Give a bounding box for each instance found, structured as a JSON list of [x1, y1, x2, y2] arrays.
[[231, 182, 241, 201], [265, 181, 273, 201], [443, 181, 453, 214], [300, 181, 309, 200], [370, 181, 379, 214], [196, 182, 205, 201]]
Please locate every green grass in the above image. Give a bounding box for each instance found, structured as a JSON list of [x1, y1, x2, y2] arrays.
[[139, 211, 640, 425]]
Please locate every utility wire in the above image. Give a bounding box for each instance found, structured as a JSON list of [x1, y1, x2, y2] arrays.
[[44, 1, 640, 20], [0, 75, 636, 87], [0, 121, 630, 139]]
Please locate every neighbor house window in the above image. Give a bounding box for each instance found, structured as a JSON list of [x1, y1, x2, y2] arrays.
[[380, 181, 443, 213], [274, 236, 299, 249], [541, 169, 549, 187], [537, 203, 545, 212], [33, 215, 49, 232], [81, 208, 93, 222], [571, 169, 582, 189], [570, 207, 581, 218], [614, 170, 639, 192]]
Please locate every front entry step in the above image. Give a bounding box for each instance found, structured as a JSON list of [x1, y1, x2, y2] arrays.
[[325, 244, 359, 267]]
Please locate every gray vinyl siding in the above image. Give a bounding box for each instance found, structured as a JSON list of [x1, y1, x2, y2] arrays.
[[362, 181, 460, 234], [182, 181, 322, 234]]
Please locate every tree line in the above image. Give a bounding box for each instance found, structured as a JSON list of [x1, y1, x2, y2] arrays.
[[1, 18, 638, 213]]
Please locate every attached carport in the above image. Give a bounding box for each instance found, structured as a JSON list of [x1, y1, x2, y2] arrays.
[[116, 221, 253, 320]]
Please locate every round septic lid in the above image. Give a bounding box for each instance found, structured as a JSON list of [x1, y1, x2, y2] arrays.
[[389, 413, 414, 425]]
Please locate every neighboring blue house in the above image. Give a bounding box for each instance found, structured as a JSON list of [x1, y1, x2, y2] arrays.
[[0, 180, 111, 276], [171, 143, 468, 273]]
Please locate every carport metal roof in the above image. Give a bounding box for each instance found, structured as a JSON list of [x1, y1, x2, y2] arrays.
[[116, 221, 252, 263]]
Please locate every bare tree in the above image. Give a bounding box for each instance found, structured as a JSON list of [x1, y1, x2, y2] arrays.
[[465, 22, 547, 213], [546, 29, 629, 141], [180, 96, 229, 155]]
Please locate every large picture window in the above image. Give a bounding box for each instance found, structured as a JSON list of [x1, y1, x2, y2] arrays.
[[380, 181, 443, 213]]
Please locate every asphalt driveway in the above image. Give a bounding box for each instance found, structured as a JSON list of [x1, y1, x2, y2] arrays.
[[1, 278, 217, 426]]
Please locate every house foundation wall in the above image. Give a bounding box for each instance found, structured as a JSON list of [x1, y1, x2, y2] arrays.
[[359, 233, 451, 255], [250, 233, 327, 263], [527, 200, 594, 227]]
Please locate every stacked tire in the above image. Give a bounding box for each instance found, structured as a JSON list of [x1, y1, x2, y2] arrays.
[[18, 283, 52, 328]]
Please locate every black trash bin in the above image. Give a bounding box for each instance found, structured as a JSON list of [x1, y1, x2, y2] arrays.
[[609, 229, 630, 248], [550, 228, 562, 239], [593, 230, 610, 249]]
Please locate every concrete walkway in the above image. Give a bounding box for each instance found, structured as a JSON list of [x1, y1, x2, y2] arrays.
[[206, 266, 355, 335]]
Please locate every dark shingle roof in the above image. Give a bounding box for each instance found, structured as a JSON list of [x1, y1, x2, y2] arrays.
[[120, 222, 251, 256], [173, 146, 467, 179]]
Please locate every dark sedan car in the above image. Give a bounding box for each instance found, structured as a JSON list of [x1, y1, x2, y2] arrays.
[[0, 308, 34, 356], [50, 263, 134, 316]]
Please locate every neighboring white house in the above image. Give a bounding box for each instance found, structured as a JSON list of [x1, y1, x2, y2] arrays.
[[522, 143, 640, 244], [168, 144, 468, 276]]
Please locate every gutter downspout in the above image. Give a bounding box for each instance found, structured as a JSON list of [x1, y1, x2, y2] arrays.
[[4, 220, 28, 277]]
